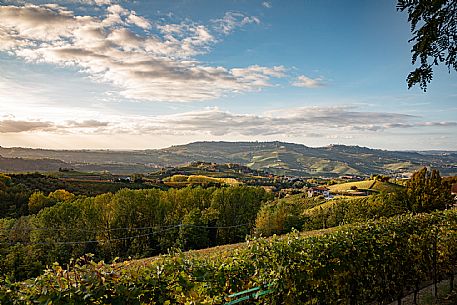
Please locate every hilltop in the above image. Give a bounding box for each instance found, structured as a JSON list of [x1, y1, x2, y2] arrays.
[[327, 179, 404, 194], [0, 141, 456, 176]]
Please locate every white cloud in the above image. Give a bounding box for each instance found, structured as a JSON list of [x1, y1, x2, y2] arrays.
[[0, 3, 283, 102], [212, 12, 260, 35], [262, 2, 272, 8], [94, 0, 112, 4], [382, 122, 457, 129], [126, 11, 151, 29], [76, 0, 113, 5], [0, 4, 94, 41], [64, 120, 110, 128], [5, 106, 454, 137], [292, 75, 325, 88], [230, 65, 286, 88], [0, 118, 110, 133], [0, 119, 54, 133]]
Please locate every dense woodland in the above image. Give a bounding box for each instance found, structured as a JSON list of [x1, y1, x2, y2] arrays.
[[0, 181, 272, 280]]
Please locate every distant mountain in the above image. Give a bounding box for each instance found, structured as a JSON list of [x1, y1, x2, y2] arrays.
[[0, 141, 456, 176]]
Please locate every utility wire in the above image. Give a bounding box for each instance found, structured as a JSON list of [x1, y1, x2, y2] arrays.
[[0, 223, 180, 233], [0, 225, 180, 246], [0, 223, 250, 233], [0, 223, 251, 246]]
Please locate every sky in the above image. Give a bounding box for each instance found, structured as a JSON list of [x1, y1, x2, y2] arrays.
[[0, 0, 456, 150]]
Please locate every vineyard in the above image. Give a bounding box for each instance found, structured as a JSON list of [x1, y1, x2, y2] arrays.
[[1, 210, 456, 304]]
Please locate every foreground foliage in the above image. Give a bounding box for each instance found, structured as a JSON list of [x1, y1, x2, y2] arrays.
[[1, 210, 456, 304], [398, 0, 457, 90], [0, 186, 271, 280]]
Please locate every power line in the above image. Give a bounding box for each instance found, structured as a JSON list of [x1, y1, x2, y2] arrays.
[[0, 225, 180, 246], [0, 223, 180, 233], [0, 223, 250, 233], [0, 223, 252, 245]]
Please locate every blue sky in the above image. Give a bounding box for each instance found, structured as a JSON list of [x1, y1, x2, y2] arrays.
[[0, 0, 455, 150]]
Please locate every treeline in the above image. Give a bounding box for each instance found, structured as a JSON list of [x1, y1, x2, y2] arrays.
[[1, 210, 456, 304], [0, 186, 271, 280], [255, 168, 455, 237], [0, 173, 162, 219]]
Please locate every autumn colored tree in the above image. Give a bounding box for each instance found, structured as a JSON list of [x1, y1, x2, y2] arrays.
[[405, 167, 454, 212], [48, 189, 75, 202], [28, 191, 54, 214]]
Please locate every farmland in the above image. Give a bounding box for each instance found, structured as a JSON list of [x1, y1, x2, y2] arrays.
[[2, 141, 456, 176]]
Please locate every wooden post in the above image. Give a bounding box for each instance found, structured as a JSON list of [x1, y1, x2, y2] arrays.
[[450, 272, 454, 291], [433, 237, 438, 297], [396, 286, 403, 305], [413, 283, 418, 305], [349, 281, 357, 305]]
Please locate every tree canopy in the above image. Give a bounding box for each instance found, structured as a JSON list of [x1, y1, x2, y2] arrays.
[[397, 0, 456, 90], [405, 167, 454, 212]]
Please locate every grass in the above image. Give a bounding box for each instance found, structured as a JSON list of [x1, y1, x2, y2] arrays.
[[383, 161, 413, 171], [164, 174, 241, 186], [328, 180, 376, 192], [328, 179, 403, 193]]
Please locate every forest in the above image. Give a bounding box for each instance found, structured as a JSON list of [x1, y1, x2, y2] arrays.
[[0, 179, 272, 280]]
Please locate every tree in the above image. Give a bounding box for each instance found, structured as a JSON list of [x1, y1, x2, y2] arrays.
[[178, 208, 209, 250], [28, 191, 54, 214], [397, 0, 456, 91], [48, 189, 75, 203], [405, 167, 454, 212], [255, 199, 305, 237]]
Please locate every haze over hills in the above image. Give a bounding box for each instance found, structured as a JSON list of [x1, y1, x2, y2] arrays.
[[0, 141, 456, 176]]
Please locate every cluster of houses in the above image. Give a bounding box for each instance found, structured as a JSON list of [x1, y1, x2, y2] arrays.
[[307, 186, 332, 199], [307, 182, 457, 201]]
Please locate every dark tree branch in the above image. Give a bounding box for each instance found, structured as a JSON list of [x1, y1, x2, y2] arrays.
[[397, 0, 456, 91]]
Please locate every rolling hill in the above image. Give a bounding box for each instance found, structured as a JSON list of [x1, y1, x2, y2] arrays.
[[328, 179, 404, 193], [0, 141, 456, 176]]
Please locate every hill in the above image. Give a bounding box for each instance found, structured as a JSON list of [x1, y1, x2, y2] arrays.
[[328, 179, 404, 194], [0, 141, 456, 176]]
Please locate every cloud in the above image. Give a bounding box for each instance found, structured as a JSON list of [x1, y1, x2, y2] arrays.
[[231, 65, 286, 87], [0, 118, 110, 133], [126, 11, 151, 29], [211, 11, 260, 35], [3, 106, 456, 137], [0, 3, 283, 102], [0, 119, 54, 133], [383, 122, 457, 129], [292, 75, 325, 88], [59, 0, 113, 5], [140, 106, 415, 136], [0, 4, 94, 41], [135, 106, 454, 137], [64, 120, 110, 128], [86, 0, 112, 5], [262, 2, 272, 8]]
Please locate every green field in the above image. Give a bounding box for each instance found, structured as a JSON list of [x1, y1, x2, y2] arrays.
[[164, 174, 241, 186], [328, 179, 403, 193]]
